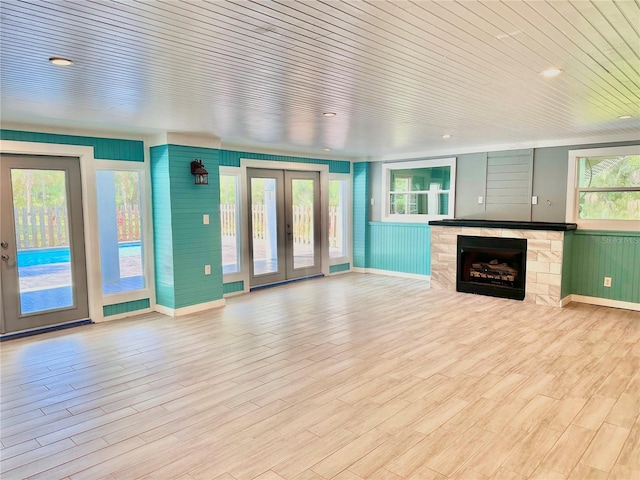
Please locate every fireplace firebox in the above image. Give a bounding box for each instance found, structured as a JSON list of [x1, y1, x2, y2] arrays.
[[457, 235, 527, 301]]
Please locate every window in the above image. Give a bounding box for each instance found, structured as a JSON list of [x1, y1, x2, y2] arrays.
[[96, 169, 146, 294], [382, 158, 456, 222], [220, 170, 241, 274], [568, 146, 640, 230], [329, 177, 349, 259]]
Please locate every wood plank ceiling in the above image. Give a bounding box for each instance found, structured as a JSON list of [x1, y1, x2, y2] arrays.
[[0, 0, 638, 158]]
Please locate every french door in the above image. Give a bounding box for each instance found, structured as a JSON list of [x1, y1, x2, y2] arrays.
[[248, 168, 321, 288], [0, 155, 89, 334]]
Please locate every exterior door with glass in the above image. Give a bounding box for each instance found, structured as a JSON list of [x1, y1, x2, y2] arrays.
[[0, 155, 89, 333], [247, 168, 321, 288]]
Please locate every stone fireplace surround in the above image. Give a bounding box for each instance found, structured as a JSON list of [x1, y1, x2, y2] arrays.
[[429, 219, 577, 307]]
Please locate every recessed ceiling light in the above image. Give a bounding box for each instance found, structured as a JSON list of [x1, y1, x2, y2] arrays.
[[324, 148, 332, 152], [618, 114, 633, 119], [541, 68, 562, 77], [322, 112, 337, 117], [441, 134, 451, 139], [49, 57, 73, 66]]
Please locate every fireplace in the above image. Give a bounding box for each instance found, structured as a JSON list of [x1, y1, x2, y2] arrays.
[[457, 235, 527, 301]]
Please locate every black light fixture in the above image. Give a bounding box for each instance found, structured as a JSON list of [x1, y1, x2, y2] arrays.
[[190, 159, 209, 185]]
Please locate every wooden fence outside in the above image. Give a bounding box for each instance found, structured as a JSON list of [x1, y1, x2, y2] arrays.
[[221, 204, 339, 247], [13, 205, 141, 249], [14, 203, 338, 249]]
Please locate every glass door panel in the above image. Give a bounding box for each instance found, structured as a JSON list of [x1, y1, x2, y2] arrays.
[[11, 169, 74, 314], [1, 155, 89, 334], [290, 178, 315, 269], [285, 171, 321, 280], [251, 177, 278, 275], [248, 169, 322, 288], [247, 169, 285, 287]]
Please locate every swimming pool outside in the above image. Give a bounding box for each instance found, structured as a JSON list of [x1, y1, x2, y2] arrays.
[[16, 243, 144, 314]]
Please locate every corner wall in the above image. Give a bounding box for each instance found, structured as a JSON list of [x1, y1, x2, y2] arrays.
[[150, 144, 223, 312]]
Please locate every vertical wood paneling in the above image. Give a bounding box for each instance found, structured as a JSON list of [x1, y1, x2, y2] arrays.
[[368, 223, 431, 275], [0, 130, 144, 161], [223, 281, 244, 295], [353, 162, 370, 268], [561, 231, 574, 299], [103, 299, 150, 317], [218, 149, 350, 174], [569, 231, 640, 303]]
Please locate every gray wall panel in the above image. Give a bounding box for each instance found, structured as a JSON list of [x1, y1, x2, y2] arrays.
[[454, 152, 487, 219], [485, 150, 533, 221]]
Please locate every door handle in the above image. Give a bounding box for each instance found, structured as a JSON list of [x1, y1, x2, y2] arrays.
[[1, 254, 9, 261]]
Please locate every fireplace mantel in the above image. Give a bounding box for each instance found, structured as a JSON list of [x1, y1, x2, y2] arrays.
[[430, 222, 571, 307], [429, 219, 577, 231]]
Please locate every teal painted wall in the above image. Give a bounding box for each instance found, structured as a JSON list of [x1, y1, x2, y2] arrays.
[[219, 149, 350, 174], [150, 145, 176, 308], [223, 281, 244, 295], [103, 299, 151, 317], [368, 223, 431, 275], [568, 230, 640, 304], [353, 162, 370, 268], [330, 263, 351, 274], [0, 129, 144, 161], [151, 144, 223, 309]]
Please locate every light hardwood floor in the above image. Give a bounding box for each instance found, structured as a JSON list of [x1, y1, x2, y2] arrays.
[[1, 273, 639, 480]]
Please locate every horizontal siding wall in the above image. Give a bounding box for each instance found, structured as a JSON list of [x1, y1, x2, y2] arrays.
[[1, 129, 144, 161], [167, 145, 223, 309], [103, 299, 151, 317], [368, 223, 431, 275], [569, 230, 640, 303], [150, 145, 176, 309], [330, 263, 350, 274], [219, 149, 350, 174], [485, 149, 533, 221]]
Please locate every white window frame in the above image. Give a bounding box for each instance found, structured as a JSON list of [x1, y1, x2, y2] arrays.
[[328, 173, 352, 265], [93, 160, 155, 306], [220, 166, 243, 282], [567, 146, 640, 231], [382, 157, 456, 223]]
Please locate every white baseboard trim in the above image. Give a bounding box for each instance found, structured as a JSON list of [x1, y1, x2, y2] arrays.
[[567, 295, 640, 312], [560, 296, 572, 307], [352, 267, 430, 283], [223, 291, 245, 298], [155, 298, 226, 317], [95, 307, 154, 323]]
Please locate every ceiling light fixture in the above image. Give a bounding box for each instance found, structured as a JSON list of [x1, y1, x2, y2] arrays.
[[49, 56, 73, 66], [441, 134, 451, 139], [618, 114, 632, 119], [322, 112, 337, 117], [324, 148, 332, 152], [541, 68, 562, 77]]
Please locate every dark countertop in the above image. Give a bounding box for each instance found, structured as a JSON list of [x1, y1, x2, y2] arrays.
[[428, 219, 577, 231]]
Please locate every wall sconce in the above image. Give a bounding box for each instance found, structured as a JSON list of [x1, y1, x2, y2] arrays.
[[190, 159, 209, 185]]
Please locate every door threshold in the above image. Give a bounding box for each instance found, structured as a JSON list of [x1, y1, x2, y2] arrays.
[[250, 274, 325, 292], [1, 318, 93, 341]]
